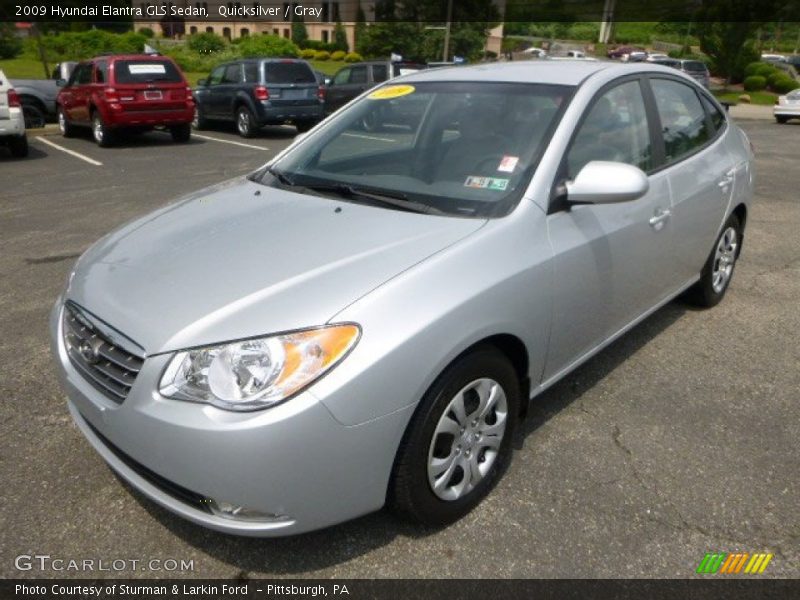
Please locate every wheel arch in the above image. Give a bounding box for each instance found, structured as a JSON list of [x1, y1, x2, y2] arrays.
[[732, 203, 747, 257]]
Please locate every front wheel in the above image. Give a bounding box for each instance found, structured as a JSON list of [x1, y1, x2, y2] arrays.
[[390, 346, 520, 526], [170, 123, 191, 143], [22, 102, 46, 129], [775, 115, 789, 124], [57, 107, 77, 138], [685, 213, 742, 308]]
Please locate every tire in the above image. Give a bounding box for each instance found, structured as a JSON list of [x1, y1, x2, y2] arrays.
[[776, 115, 789, 124], [91, 111, 114, 147], [57, 106, 77, 138], [390, 346, 520, 526], [21, 101, 46, 129], [8, 135, 29, 158], [295, 120, 316, 133], [170, 123, 191, 143], [685, 213, 742, 308], [235, 105, 256, 138], [192, 105, 207, 130]]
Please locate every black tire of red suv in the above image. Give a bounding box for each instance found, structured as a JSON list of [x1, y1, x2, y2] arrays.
[[91, 111, 115, 148], [58, 107, 77, 138], [170, 124, 191, 143]]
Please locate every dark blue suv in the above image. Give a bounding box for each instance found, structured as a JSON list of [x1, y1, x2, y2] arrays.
[[193, 58, 324, 137]]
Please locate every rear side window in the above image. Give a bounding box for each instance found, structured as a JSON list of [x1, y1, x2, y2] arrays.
[[222, 64, 242, 84], [244, 63, 259, 83], [651, 79, 710, 163], [349, 66, 368, 84], [372, 64, 388, 83], [264, 62, 315, 84], [94, 61, 108, 83], [72, 64, 92, 85], [701, 95, 726, 132], [567, 80, 652, 177], [113, 60, 183, 84]]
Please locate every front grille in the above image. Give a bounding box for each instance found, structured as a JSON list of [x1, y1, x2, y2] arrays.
[[62, 302, 144, 403], [82, 414, 213, 514]]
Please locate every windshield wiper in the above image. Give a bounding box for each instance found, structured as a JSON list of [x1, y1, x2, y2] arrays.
[[265, 166, 296, 187], [301, 182, 444, 215]]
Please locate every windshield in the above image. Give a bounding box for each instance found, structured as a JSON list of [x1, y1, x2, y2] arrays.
[[264, 62, 316, 84], [683, 61, 708, 73], [262, 81, 571, 217]]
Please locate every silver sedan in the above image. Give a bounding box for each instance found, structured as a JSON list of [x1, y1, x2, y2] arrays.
[[50, 61, 754, 536]]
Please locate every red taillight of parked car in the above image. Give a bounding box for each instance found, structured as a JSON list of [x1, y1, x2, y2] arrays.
[[254, 86, 270, 101], [7, 88, 21, 108], [317, 85, 326, 101], [104, 88, 120, 102]]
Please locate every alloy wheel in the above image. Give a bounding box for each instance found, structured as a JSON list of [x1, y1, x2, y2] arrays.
[[58, 110, 66, 134], [93, 115, 104, 144], [711, 226, 738, 293], [427, 378, 508, 501], [237, 109, 251, 136]]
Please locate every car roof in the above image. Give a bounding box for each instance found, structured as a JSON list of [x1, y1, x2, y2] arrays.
[[90, 54, 173, 62], [398, 60, 701, 88]]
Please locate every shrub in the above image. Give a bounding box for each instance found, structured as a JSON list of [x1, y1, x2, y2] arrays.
[[31, 30, 148, 61], [344, 52, 363, 63], [300, 48, 316, 59], [237, 34, 299, 58], [139, 27, 155, 39], [743, 61, 762, 77], [754, 63, 779, 77], [187, 32, 226, 54], [742, 76, 766, 91], [772, 77, 799, 94], [330, 50, 346, 61], [302, 40, 337, 52], [767, 72, 786, 89], [314, 50, 330, 61]]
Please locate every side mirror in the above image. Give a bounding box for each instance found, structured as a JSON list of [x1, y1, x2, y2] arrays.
[[56, 79, 67, 87], [566, 161, 649, 204], [197, 78, 208, 87]]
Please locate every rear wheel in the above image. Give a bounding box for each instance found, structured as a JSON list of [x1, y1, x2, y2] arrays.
[[776, 115, 789, 124], [92, 111, 114, 147], [8, 135, 29, 158], [390, 346, 520, 526], [57, 107, 77, 138], [236, 105, 256, 138], [685, 213, 742, 308], [170, 123, 191, 143], [21, 101, 46, 129]]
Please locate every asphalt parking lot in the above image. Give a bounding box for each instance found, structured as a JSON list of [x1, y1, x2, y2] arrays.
[[1, 119, 798, 579]]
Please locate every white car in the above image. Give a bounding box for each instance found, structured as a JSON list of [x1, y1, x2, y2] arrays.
[[774, 89, 800, 123], [0, 69, 28, 158], [521, 47, 547, 58], [646, 53, 670, 62]]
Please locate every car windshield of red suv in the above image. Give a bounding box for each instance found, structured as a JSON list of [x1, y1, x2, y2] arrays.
[[114, 60, 183, 84]]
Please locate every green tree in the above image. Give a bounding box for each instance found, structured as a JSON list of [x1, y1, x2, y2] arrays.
[[333, 21, 348, 53], [187, 32, 225, 54], [237, 35, 299, 58], [291, 20, 309, 48], [0, 23, 23, 59]]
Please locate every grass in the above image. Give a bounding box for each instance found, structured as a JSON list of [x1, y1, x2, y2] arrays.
[[309, 60, 346, 76], [713, 89, 779, 106]]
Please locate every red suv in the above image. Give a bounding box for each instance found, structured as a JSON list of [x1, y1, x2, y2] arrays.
[[57, 54, 194, 146]]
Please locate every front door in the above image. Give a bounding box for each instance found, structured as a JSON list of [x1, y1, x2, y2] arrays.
[[543, 78, 676, 381]]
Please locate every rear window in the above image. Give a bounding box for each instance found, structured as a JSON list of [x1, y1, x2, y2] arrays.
[[113, 60, 183, 84], [683, 61, 708, 73], [264, 62, 315, 84]]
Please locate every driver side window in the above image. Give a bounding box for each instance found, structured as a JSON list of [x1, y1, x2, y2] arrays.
[[333, 68, 350, 85], [567, 80, 653, 178], [208, 65, 225, 86]]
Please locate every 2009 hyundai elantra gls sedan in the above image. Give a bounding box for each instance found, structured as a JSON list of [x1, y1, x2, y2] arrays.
[[51, 61, 754, 536]]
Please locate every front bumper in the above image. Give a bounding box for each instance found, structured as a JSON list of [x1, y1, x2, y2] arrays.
[[50, 300, 412, 536]]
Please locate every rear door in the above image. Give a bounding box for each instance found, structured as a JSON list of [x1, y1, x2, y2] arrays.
[[263, 60, 319, 108], [202, 65, 226, 118], [63, 63, 93, 123], [110, 58, 188, 116], [209, 62, 242, 120], [648, 77, 734, 283]]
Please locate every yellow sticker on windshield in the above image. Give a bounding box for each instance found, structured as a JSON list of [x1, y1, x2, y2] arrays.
[[368, 85, 416, 100]]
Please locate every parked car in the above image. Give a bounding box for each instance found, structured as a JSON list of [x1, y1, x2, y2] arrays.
[[51, 61, 753, 537], [774, 88, 800, 123], [0, 69, 28, 157], [193, 58, 324, 137], [57, 54, 194, 147], [646, 53, 671, 62], [674, 59, 711, 88], [607, 45, 644, 59], [786, 55, 800, 69], [647, 57, 681, 69], [11, 62, 76, 128], [324, 60, 426, 114], [624, 51, 649, 63], [761, 54, 787, 63], [521, 47, 547, 58]]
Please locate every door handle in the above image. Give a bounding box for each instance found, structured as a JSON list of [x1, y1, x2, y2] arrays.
[[649, 208, 671, 228], [717, 169, 735, 189]]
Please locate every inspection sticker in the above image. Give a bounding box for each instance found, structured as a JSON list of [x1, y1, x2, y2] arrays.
[[497, 155, 519, 173], [464, 176, 509, 191], [368, 85, 416, 100]]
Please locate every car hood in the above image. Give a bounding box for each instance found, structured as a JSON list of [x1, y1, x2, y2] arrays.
[[67, 178, 484, 354]]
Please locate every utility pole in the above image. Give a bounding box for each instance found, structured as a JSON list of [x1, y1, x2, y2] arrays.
[[598, 0, 616, 45], [442, 0, 453, 62]]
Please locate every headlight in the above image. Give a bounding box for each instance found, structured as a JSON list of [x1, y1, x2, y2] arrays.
[[159, 324, 360, 411]]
